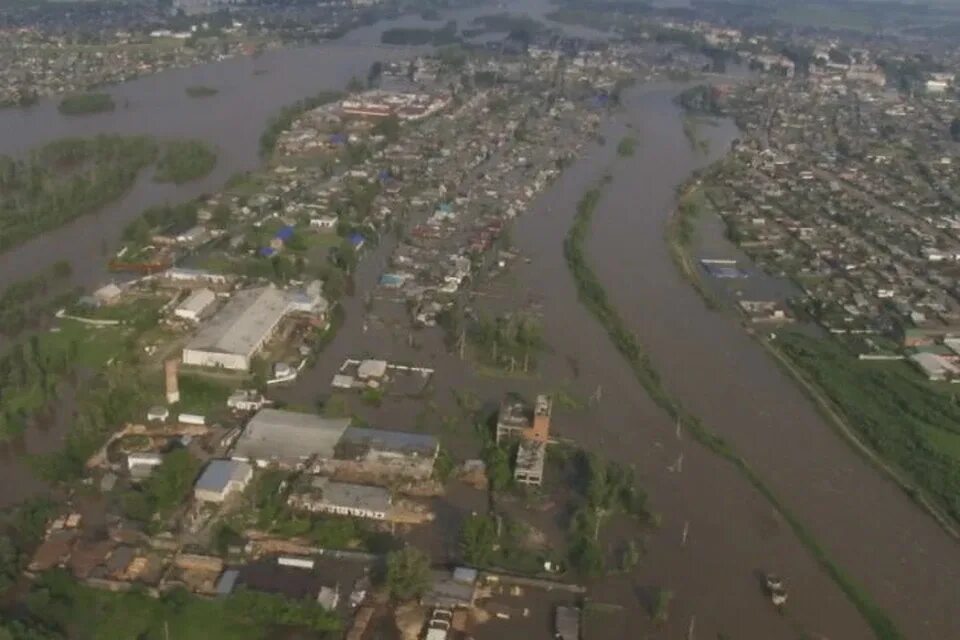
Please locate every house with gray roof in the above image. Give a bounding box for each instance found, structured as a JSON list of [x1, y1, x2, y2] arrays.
[[231, 409, 351, 469]]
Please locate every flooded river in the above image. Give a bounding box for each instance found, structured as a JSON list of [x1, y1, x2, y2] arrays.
[[1, 1, 956, 638], [579, 84, 960, 638]]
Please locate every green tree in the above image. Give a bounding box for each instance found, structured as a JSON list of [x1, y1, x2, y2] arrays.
[[146, 449, 200, 517], [0, 535, 18, 593], [652, 588, 673, 626], [211, 203, 232, 228], [346, 76, 365, 93], [384, 547, 431, 601], [372, 115, 401, 142], [482, 444, 512, 492], [459, 514, 498, 566]]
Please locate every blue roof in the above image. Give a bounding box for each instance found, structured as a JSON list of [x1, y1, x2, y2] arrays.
[[340, 427, 438, 456], [196, 459, 248, 494], [275, 225, 294, 241], [329, 133, 347, 144], [260, 247, 276, 257], [348, 232, 365, 248]]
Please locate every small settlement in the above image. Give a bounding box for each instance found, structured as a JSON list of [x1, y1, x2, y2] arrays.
[[14, 30, 682, 640]]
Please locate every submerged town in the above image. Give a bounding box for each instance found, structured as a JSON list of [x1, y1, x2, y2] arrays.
[[4, 0, 960, 639]]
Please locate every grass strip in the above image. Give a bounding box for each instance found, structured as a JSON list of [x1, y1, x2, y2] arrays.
[[563, 182, 904, 640]]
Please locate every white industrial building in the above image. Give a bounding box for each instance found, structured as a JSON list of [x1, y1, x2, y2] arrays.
[[194, 459, 253, 503], [174, 288, 216, 322], [182, 284, 328, 371]]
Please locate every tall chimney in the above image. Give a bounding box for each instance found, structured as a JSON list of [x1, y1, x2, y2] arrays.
[[165, 359, 180, 405]]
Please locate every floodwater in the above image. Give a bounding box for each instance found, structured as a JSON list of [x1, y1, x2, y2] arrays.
[[0, 0, 605, 503], [278, 85, 873, 639], [1, 2, 956, 638], [577, 84, 960, 638]]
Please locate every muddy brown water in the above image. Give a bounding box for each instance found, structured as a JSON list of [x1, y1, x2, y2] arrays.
[[276, 85, 872, 638], [574, 84, 960, 638], [0, 3, 955, 638], [285, 83, 959, 639]]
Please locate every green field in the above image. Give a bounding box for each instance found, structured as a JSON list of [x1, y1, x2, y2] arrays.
[[776, 331, 960, 524]]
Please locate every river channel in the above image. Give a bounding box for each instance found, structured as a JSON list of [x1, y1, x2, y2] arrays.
[[1, 2, 956, 638], [581, 84, 960, 638]]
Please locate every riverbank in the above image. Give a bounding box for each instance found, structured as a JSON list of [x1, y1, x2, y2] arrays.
[[761, 331, 960, 538], [667, 124, 960, 539], [665, 182, 721, 311], [564, 176, 902, 640]]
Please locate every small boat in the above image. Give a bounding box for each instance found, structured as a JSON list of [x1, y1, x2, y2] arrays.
[[765, 573, 788, 607]]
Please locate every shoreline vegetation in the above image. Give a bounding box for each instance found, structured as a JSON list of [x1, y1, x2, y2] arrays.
[[564, 179, 903, 640], [0, 135, 158, 253], [768, 332, 960, 537], [57, 92, 115, 115], [185, 85, 219, 98], [666, 182, 721, 311], [615, 136, 636, 157], [155, 139, 218, 184], [381, 21, 459, 46]]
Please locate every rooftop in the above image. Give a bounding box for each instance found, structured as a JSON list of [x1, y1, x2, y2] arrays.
[[185, 286, 291, 358], [232, 409, 351, 465], [515, 439, 547, 476], [312, 478, 391, 513], [177, 288, 216, 315], [195, 459, 252, 494], [336, 427, 438, 459]]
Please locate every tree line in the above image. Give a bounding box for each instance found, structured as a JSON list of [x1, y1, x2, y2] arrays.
[[0, 135, 158, 253]]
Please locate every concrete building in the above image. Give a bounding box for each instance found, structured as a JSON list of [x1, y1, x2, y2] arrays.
[[495, 394, 552, 486], [226, 389, 267, 412], [288, 478, 391, 520], [182, 287, 292, 371], [231, 409, 351, 468], [495, 396, 532, 444], [174, 288, 216, 322], [194, 459, 253, 503], [422, 568, 477, 609], [514, 440, 547, 486], [182, 284, 328, 371]]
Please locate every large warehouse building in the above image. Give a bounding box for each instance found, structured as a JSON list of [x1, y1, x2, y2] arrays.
[[231, 409, 351, 468], [230, 409, 438, 478], [181, 284, 328, 371]]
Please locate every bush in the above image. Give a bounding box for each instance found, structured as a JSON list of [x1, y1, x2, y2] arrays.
[[58, 93, 114, 115], [384, 547, 431, 601], [155, 140, 217, 184]]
